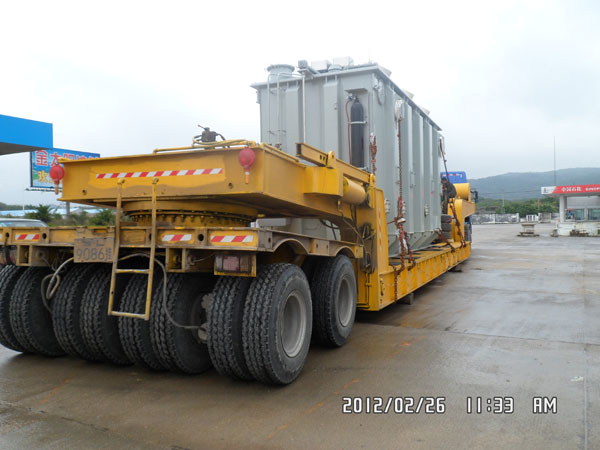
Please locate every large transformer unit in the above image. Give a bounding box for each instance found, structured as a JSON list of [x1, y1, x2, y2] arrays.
[[253, 59, 442, 252]]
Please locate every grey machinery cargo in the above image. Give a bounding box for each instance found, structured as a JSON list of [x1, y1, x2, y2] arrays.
[[252, 59, 443, 252]]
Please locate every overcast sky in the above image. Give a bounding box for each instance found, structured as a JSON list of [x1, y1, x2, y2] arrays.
[[1, 0, 599, 205]]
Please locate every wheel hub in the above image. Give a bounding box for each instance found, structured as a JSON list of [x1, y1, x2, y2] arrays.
[[337, 276, 353, 328], [280, 290, 307, 358]]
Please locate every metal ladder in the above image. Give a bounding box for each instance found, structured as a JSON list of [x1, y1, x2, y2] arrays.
[[107, 178, 159, 320]]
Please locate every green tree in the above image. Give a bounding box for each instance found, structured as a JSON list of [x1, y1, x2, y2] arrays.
[[477, 197, 558, 215], [67, 210, 90, 226], [89, 209, 116, 226], [25, 204, 54, 223]]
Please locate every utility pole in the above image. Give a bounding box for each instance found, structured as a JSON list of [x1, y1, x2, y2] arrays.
[[553, 136, 557, 185]]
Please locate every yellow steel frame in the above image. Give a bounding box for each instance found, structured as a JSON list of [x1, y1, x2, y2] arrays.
[[58, 142, 370, 222], [358, 242, 470, 311], [14, 140, 475, 315], [107, 178, 159, 320], [353, 186, 472, 311]]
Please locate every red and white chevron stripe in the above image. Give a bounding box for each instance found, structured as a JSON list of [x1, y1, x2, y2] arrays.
[[96, 168, 223, 179], [16, 234, 40, 241], [210, 235, 254, 243], [161, 234, 192, 242]]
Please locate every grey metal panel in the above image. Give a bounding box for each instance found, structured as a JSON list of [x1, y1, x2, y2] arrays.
[[404, 103, 414, 235], [412, 109, 424, 236], [323, 79, 341, 154], [432, 129, 441, 221], [252, 65, 442, 131], [284, 85, 301, 154], [422, 121, 431, 232], [253, 63, 443, 251]]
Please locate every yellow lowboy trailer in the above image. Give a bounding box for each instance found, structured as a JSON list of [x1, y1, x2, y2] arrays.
[[0, 139, 474, 384], [0, 61, 476, 384]]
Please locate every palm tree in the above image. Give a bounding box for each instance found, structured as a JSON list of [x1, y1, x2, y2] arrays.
[[25, 204, 54, 223]]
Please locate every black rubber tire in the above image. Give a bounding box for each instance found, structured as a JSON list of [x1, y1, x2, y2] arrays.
[[465, 223, 472, 242], [301, 256, 323, 282], [0, 266, 28, 352], [441, 214, 453, 223], [9, 267, 65, 356], [242, 264, 312, 385], [441, 222, 452, 232], [52, 263, 101, 360], [81, 265, 131, 365], [207, 276, 253, 380], [151, 273, 215, 374], [118, 274, 165, 371], [443, 231, 452, 240], [310, 255, 357, 347]]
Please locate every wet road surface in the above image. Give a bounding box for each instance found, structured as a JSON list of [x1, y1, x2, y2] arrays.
[[0, 223, 598, 449]]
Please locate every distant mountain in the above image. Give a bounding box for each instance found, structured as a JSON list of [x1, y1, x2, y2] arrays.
[[469, 168, 600, 200]]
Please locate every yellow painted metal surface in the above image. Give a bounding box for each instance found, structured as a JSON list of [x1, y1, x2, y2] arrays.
[[455, 182, 471, 201], [354, 186, 472, 311], [359, 242, 471, 311], [59, 144, 367, 224], [448, 198, 476, 242], [14, 140, 473, 314], [342, 177, 367, 205]]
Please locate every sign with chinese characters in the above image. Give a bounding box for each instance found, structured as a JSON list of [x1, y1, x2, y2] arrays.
[[542, 184, 600, 195], [30, 148, 100, 189]]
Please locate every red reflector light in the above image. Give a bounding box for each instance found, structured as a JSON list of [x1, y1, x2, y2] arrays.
[[238, 147, 255, 169], [215, 253, 253, 274], [50, 164, 65, 182], [222, 255, 240, 272]]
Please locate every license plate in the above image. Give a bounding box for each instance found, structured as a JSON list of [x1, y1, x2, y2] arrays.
[[74, 237, 114, 262]]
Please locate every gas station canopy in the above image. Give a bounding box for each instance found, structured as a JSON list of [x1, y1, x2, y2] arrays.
[[0, 114, 53, 156], [542, 184, 600, 235], [541, 184, 600, 196]]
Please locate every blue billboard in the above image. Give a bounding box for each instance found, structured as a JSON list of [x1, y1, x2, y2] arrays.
[[30, 148, 100, 189]]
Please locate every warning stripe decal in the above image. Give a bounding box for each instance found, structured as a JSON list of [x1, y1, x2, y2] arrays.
[[161, 234, 193, 242], [16, 234, 40, 241], [96, 168, 223, 179], [210, 235, 254, 244]]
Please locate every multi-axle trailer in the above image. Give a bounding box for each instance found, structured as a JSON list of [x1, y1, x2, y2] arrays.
[[0, 61, 474, 384]]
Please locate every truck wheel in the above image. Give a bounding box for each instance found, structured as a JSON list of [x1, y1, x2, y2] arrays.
[[301, 256, 323, 282], [118, 274, 165, 371], [441, 222, 452, 232], [311, 255, 357, 347], [52, 263, 100, 361], [151, 273, 215, 374], [9, 267, 65, 356], [207, 276, 253, 380], [243, 264, 312, 384], [441, 214, 452, 223], [81, 265, 131, 365], [443, 231, 452, 240], [0, 266, 28, 352]]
